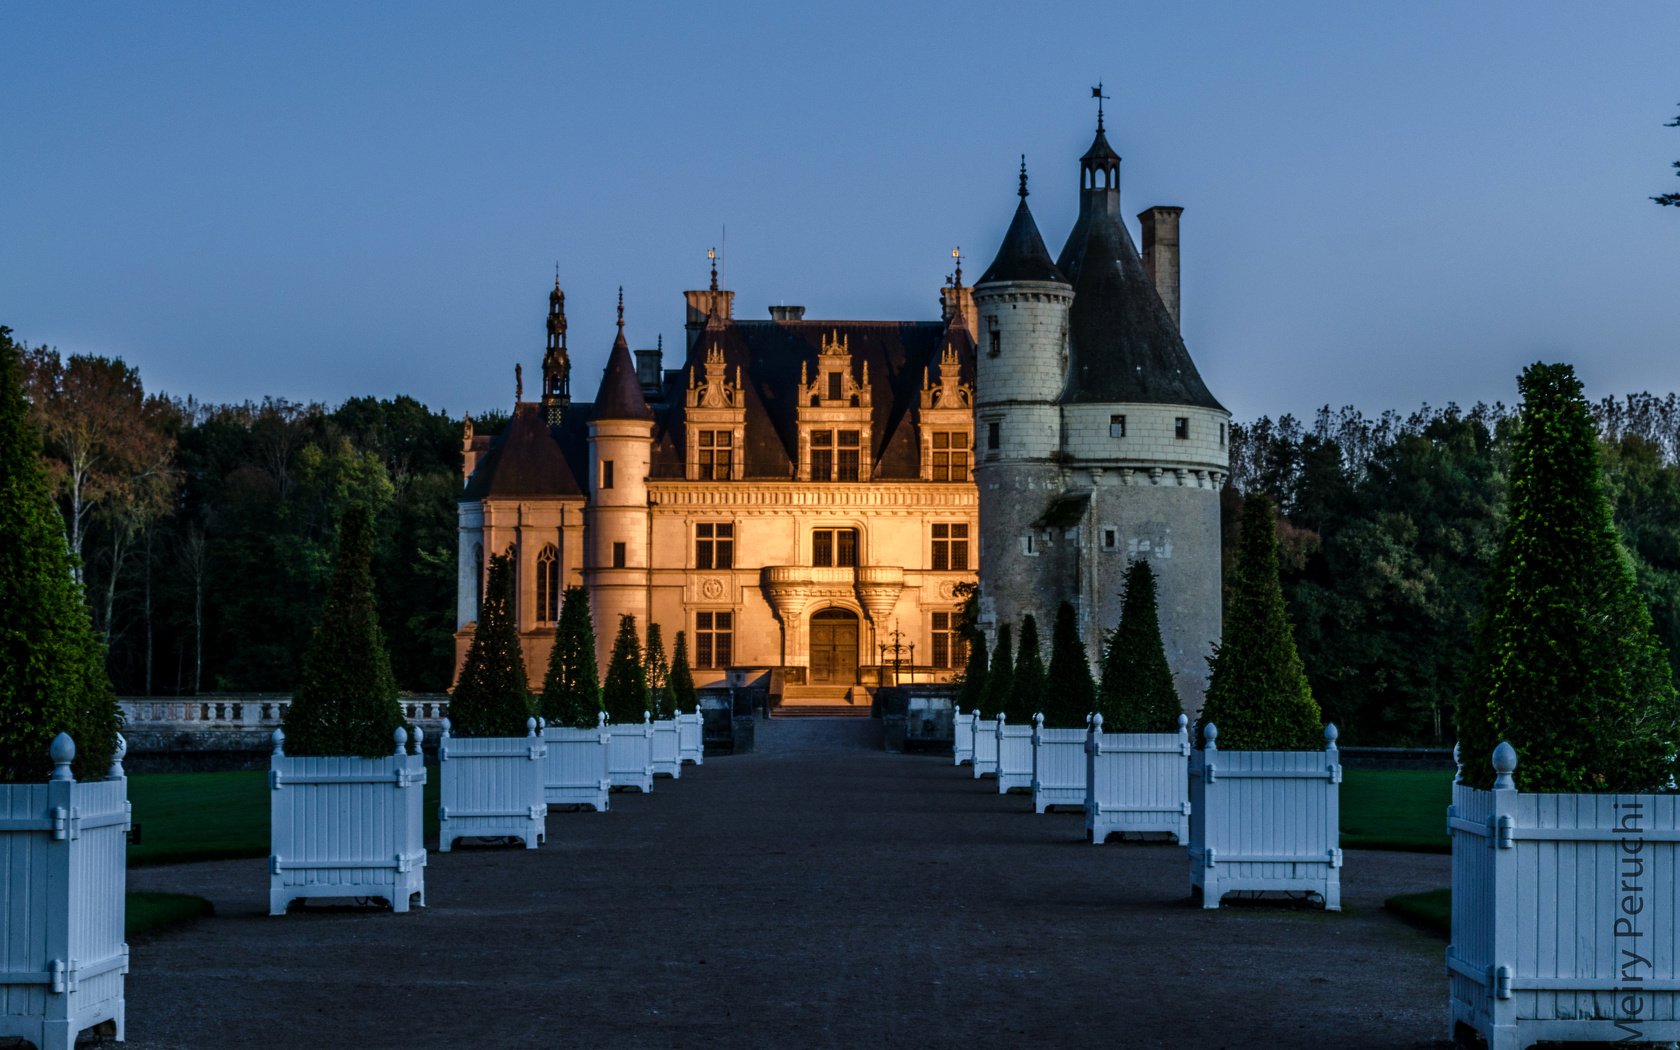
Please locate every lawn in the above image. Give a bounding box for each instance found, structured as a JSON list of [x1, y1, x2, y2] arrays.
[[128, 767, 441, 867], [1338, 768, 1452, 853], [126, 892, 214, 938], [1385, 888, 1451, 937]]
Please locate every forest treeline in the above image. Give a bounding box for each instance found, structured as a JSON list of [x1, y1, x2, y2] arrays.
[[12, 324, 1680, 745]]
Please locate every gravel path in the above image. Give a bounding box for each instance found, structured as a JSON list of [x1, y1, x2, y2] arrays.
[[122, 717, 1453, 1049]]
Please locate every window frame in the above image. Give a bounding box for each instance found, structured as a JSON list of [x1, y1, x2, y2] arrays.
[[694, 609, 735, 669], [695, 522, 735, 570]]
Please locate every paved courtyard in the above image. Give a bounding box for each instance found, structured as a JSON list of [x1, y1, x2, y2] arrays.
[[124, 718, 1451, 1049]]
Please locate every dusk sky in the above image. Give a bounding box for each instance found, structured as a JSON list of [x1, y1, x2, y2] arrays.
[[4, 2, 1677, 425]]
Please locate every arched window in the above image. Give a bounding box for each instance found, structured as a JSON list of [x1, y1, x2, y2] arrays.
[[535, 545, 559, 624]]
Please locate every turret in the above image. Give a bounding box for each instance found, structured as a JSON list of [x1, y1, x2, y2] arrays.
[[584, 288, 654, 670], [542, 276, 571, 425]]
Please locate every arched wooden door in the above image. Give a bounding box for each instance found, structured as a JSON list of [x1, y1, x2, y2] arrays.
[[809, 608, 859, 685]]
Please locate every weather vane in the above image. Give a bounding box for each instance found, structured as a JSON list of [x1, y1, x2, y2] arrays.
[[951, 246, 962, 287], [1092, 81, 1109, 131]]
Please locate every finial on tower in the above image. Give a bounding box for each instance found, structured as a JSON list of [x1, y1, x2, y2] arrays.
[[708, 247, 718, 293], [554, 262, 560, 291], [1092, 81, 1109, 131], [1018, 155, 1028, 199], [616, 286, 624, 332], [951, 246, 962, 287], [515, 362, 523, 402]]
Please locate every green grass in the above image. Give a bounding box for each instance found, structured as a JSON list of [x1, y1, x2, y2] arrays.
[[1385, 888, 1451, 937], [126, 892, 213, 938], [1339, 768, 1453, 853], [128, 766, 441, 867]]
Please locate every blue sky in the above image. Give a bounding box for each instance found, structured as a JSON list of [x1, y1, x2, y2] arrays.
[[3, 2, 1677, 423]]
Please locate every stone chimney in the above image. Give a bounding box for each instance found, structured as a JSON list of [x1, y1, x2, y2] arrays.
[[635, 347, 663, 395], [1138, 206, 1183, 329], [682, 289, 735, 354], [768, 305, 806, 321]]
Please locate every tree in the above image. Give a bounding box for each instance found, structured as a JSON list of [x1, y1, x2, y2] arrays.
[[0, 328, 121, 781], [1098, 560, 1182, 731], [1007, 614, 1045, 721], [644, 622, 675, 719], [981, 623, 1013, 719], [602, 614, 647, 724], [448, 549, 533, 737], [1457, 363, 1679, 792], [1200, 493, 1323, 750], [957, 630, 988, 715], [279, 504, 405, 757], [1042, 602, 1096, 728], [670, 631, 698, 714], [1655, 104, 1680, 208], [540, 586, 602, 728]]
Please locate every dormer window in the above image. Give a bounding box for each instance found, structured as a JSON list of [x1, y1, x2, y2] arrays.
[[827, 372, 843, 402], [796, 331, 874, 482]]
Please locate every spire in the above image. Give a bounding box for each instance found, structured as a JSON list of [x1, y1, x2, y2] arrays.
[[976, 158, 1066, 286], [595, 291, 653, 421], [708, 247, 718, 293], [1018, 154, 1028, 198], [543, 274, 571, 419], [952, 246, 963, 288], [1092, 82, 1109, 132], [616, 286, 625, 338]]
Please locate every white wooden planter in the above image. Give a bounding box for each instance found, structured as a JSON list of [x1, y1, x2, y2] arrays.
[[953, 710, 975, 766], [1031, 714, 1088, 813], [269, 727, 427, 915], [541, 714, 610, 812], [1188, 722, 1341, 910], [1084, 713, 1191, 841], [996, 714, 1034, 794], [650, 718, 682, 779], [0, 734, 129, 1050], [438, 718, 547, 851], [607, 713, 654, 793], [676, 707, 704, 766], [971, 717, 999, 779], [1448, 742, 1680, 1050]]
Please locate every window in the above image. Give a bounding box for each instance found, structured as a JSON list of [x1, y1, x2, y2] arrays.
[[695, 522, 734, 569], [931, 522, 969, 571], [1174, 417, 1189, 440], [697, 430, 733, 480], [1110, 414, 1127, 438], [826, 371, 843, 402], [812, 528, 858, 568], [601, 460, 615, 489], [986, 421, 1000, 450], [695, 610, 734, 668], [931, 431, 969, 481], [837, 430, 861, 482], [611, 542, 626, 569], [987, 316, 1001, 357], [810, 430, 832, 481], [1220, 423, 1227, 447], [472, 542, 484, 618], [1102, 527, 1118, 551], [1022, 532, 1038, 557], [810, 429, 862, 481], [535, 545, 559, 623], [931, 611, 967, 669]]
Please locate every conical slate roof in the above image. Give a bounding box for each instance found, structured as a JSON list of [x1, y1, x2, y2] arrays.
[[593, 327, 652, 421], [977, 164, 1067, 287]]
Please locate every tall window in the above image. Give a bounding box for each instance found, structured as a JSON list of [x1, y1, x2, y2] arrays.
[[1110, 414, 1127, 438], [601, 460, 615, 489], [1174, 417, 1189, 440], [611, 541, 626, 569], [812, 528, 858, 568], [695, 523, 734, 569], [931, 431, 969, 481], [986, 421, 1000, 450], [535, 544, 559, 624], [826, 371, 843, 402], [695, 610, 734, 668], [931, 523, 969, 571], [472, 542, 484, 618], [810, 429, 862, 481], [697, 430, 733, 480], [931, 611, 967, 669]]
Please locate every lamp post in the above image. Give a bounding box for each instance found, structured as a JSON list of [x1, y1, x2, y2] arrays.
[[877, 619, 915, 687]]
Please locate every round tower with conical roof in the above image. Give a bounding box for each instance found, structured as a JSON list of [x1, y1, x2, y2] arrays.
[[972, 159, 1074, 642], [584, 288, 655, 670]]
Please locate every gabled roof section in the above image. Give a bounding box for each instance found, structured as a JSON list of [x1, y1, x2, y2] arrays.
[[593, 330, 653, 422], [461, 403, 584, 500]]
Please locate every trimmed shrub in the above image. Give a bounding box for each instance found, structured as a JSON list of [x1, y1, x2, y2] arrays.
[[1007, 614, 1045, 722], [1458, 363, 1680, 791], [448, 549, 533, 736], [602, 614, 647, 725], [1199, 493, 1322, 750], [1042, 602, 1096, 728], [982, 623, 1014, 719], [0, 329, 120, 781], [1098, 560, 1182, 731], [670, 631, 698, 713], [644, 622, 675, 719], [280, 504, 406, 757], [540, 586, 602, 729], [957, 631, 988, 716]]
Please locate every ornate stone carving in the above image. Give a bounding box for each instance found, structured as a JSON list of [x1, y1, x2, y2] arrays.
[[687, 344, 742, 410], [920, 341, 972, 410]]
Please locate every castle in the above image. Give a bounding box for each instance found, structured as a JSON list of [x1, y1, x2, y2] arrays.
[[455, 113, 1228, 712]]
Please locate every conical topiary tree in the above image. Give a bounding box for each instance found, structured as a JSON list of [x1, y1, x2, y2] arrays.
[[670, 630, 698, 714], [1098, 560, 1182, 731], [981, 623, 1014, 719], [957, 630, 988, 716], [281, 503, 406, 757], [1199, 493, 1322, 750], [1042, 602, 1096, 728], [0, 328, 120, 781], [1007, 614, 1045, 722], [541, 586, 602, 729], [448, 549, 533, 737], [644, 622, 675, 719], [1458, 363, 1680, 792], [602, 614, 646, 725]]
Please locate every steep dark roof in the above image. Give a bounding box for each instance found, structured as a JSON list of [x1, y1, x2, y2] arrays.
[[1081, 127, 1120, 164], [1055, 180, 1223, 411], [593, 331, 653, 421], [461, 403, 584, 499], [976, 198, 1066, 286]]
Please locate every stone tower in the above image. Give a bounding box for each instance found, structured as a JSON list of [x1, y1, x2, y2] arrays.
[[583, 289, 654, 670], [975, 120, 1229, 713], [541, 276, 571, 424]]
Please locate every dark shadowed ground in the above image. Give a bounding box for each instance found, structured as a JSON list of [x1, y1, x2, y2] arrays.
[[123, 718, 1452, 1049]]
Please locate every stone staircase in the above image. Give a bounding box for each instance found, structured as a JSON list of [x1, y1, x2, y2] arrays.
[[773, 684, 874, 718]]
